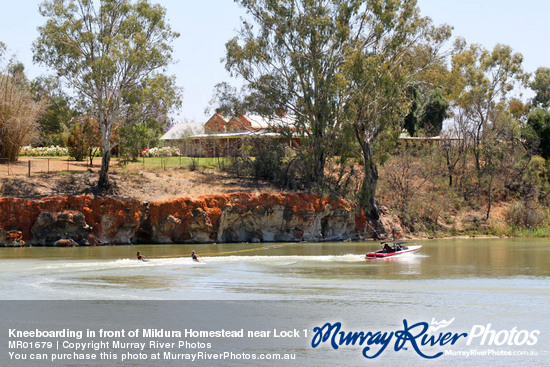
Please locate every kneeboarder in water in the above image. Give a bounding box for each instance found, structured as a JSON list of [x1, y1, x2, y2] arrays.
[[137, 251, 145, 261], [191, 251, 199, 262]]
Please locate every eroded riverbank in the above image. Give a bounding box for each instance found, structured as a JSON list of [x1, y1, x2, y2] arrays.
[[0, 193, 367, 246]]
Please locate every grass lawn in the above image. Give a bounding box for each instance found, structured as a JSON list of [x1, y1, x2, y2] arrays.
[[124, 156, 230, 170], [6, 155, 235, 178], [14, 155, 229, 170]]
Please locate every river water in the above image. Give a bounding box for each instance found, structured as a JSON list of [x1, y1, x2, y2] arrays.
[[1, 238, 549, 366], [1, 238, 549, 300]]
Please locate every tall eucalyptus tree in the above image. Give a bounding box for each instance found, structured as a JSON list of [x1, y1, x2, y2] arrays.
[[34, 0, 179, 191]]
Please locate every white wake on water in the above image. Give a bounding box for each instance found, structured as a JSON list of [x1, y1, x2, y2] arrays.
[[15, 253, 429, 275], [30, 254, 370, 271]]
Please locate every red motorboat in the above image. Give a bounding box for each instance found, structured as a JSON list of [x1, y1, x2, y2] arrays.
[[365, 240, 422, 259]]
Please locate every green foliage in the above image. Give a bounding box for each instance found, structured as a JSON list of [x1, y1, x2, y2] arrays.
[[119, 73, 181, 161], [253, 140, 286, 184], [223, 0, 452, 223], [66, 117, 101, 163], [417, 88, 449, 136], [521, 156, 550, 203], [531, 67, 550, 108], [451, 42, 528, 105], [34, 0, 179, 190], [403, 86, 421, 137], [122, 74, 182, 133], [508, 98, 530, 121], [524, 108, 550, 160], [451, 43, 528, 165], [449, 41, 528, 218], [404, 87, 449, 137], [225, 0, 360, 184], [342, 0, 451, 220], [222, 136, 308, 190], [208, 82, 247, 116], [81, 117, 101, 165], [31, 76, 78, 146], [496, 226, 550, 238], [119, 124, 158, 162], [66, 124, 87, 161]]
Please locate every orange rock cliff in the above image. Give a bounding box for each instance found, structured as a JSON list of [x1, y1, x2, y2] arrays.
[[0, 193, 368, 246]]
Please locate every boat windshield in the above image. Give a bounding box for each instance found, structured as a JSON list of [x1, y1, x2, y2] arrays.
[[380, 240, 408, 252]]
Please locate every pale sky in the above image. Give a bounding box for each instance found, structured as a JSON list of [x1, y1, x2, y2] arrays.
[[1, 0, 548, 123]]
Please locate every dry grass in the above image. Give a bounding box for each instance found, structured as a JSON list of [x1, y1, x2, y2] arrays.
[[0, 166, 279, 201]]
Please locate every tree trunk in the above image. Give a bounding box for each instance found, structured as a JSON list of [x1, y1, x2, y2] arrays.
[[310, 133, 325, 185], [486, 173, 494, 220], [313, 148, 325, 182], [0, 145, 20, 163], [359, 147, 386, 239], [445, 153, 454, 187], [98, 149, 111, 192], [474, 146, 481, 174], [359, 161, 380, 219], [97, 118, 112, 193]]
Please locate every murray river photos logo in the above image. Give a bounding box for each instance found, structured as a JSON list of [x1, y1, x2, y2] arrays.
[[310, 318, 540, 359]]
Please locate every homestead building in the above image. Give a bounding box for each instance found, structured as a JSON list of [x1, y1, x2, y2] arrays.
[[161, 113, 299, 157]]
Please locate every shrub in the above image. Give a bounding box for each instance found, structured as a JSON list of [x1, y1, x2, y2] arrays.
[[253, 140, 286, 182], [20, 145, 68, 156], [505, 201, 549, 229], [140, 146, 181, 157], [66, 124, 87, 161], [0, 73, 45, 161], [119, 124, 157, 162]]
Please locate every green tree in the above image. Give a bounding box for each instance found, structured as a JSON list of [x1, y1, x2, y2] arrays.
[[403, 86, 421, 137], [34, 0, 179, 191], [342, 0, 451, 229], [524, 108, 550, 160], [224, 0, 359, 186], [508, 97, 530, 122], [223, 0, 450, 231], [119, 74, 182, 161], [31, 76, 78, 146], [451, 41, 528, 173], [119, 124, 157, 161], [404, 86, 449, 137], [417, 88, 449, 136], [531, 67, 550, 108], [66, 123, 87, 161], [479, 107, 518, 219], [67, 116, 102, 163]]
